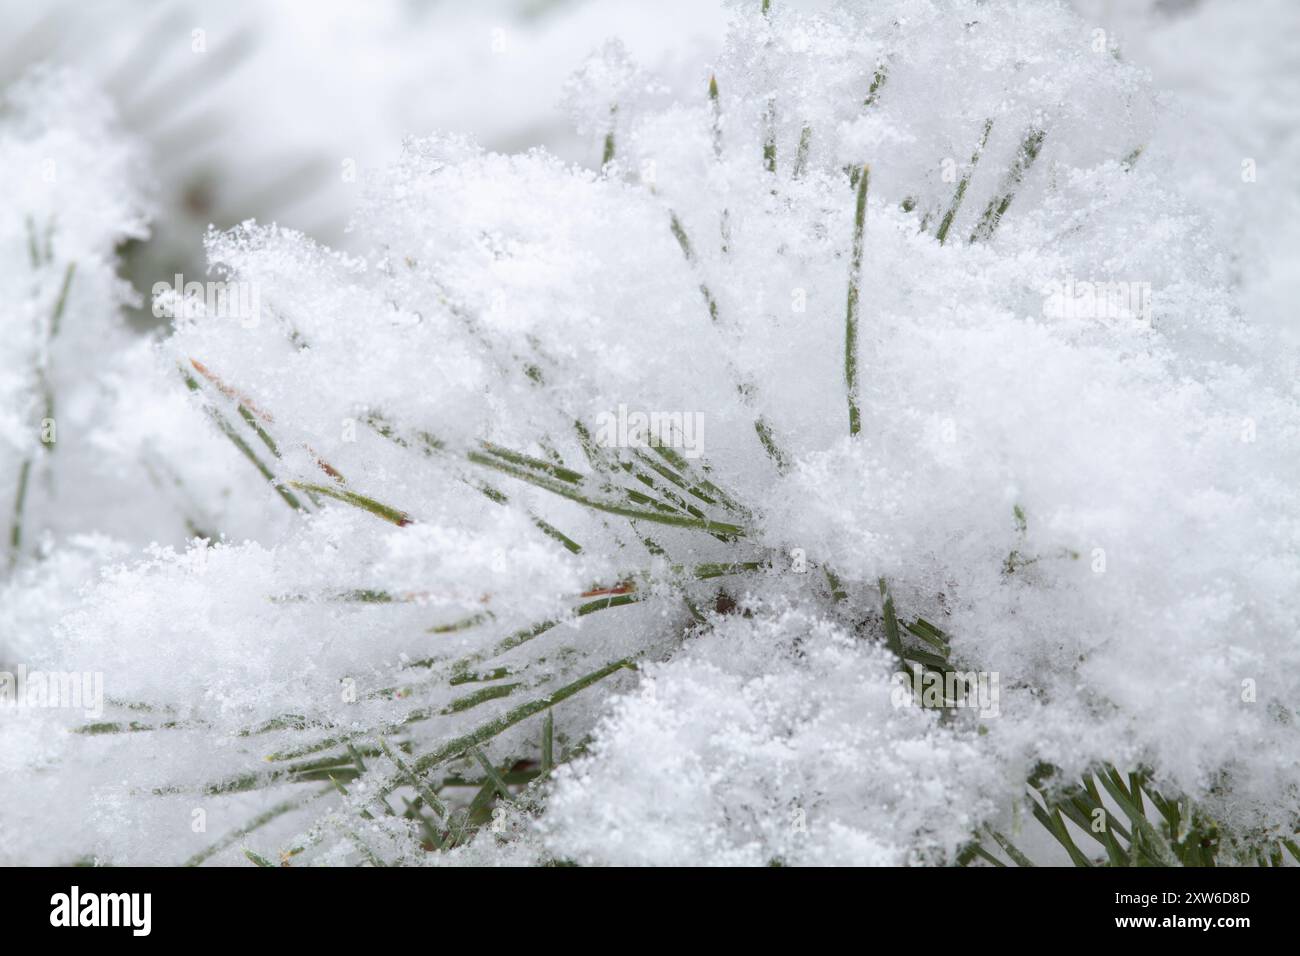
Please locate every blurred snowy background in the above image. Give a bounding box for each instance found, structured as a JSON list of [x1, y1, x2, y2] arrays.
[[0, 0, 733, 327]]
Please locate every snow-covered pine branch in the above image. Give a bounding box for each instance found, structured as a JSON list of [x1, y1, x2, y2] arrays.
[[3, 2, 1296, 867]]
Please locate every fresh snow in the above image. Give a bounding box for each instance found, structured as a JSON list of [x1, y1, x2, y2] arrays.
[[0, 0, 1297, 866]]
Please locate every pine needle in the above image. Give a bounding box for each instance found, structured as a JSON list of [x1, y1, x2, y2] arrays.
[[845, 164, 869, 436]]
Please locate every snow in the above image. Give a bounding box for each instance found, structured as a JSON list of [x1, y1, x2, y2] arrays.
[[0, 0, 1297, 865], [538, 607, 1001, 866]]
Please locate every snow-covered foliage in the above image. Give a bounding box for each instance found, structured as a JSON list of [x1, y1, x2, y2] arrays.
[[537, 607, 1001, 866], [0, 67, 293, 864], [1, 0, 1296, 866], [0, 67, 149, 548], [0, 69, 275, 556]]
